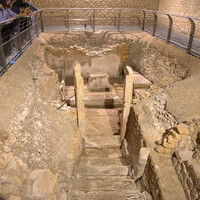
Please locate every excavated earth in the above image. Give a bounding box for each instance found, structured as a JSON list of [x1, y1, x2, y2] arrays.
[[0, 31, 200, 200]]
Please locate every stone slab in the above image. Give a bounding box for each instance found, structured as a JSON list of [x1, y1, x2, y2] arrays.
[[85, 136, 120, 148], [69, 190, 144, 200], [85, 108, 118, 116], [83, 148, 122, 159], [71, 176, 136, 191], [133, 71, 152, 89], [74, 164, 128, 176], [78, 157, 126, 167], [86, 115, 120, 136], [88, 74, 111, 92]]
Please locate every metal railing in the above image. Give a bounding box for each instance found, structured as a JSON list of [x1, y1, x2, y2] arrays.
[[142, 9, 200, 57], [0, 10, 43, 75], [0, 8, 199, 75], [41, 8, 200, 57]]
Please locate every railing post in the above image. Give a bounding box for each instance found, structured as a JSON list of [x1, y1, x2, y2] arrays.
[[40, 10, 44, 32], [187, 18, 195, 54], [93, 9, 95, 32], [35, 13, 39, 36], [152, 12, 158, 36], [142, 10, 146, 31], [66, 9, 69, 31], [118, 9, 121, 31], [16, 19, 22, 54], [167, 14, 173, 43], [27, 16, 32, 44], [0, 24, 7, 70]]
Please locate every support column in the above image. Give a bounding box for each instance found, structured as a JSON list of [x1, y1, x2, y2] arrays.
[[74, 63, 85, 140], [120, 66, 134, 142], [134, 147, 150, 180]]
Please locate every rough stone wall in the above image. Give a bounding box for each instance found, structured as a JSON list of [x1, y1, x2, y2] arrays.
[[42, 31, 200, 87], [124, 102, 187, 200], [0, 35, 82, 199], [107, 32, 200, 87], [43, 32, 129, 84], [172, 151, 200, 200]]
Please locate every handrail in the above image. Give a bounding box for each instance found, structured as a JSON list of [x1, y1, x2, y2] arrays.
[[0, 8, 199, 76], [0, 10, 43, 75]]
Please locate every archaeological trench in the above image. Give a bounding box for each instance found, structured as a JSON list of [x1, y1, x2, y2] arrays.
[[0, 31, 200, 200]]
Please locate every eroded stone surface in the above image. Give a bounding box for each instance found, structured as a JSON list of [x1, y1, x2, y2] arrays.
[[88, 74, 111, 92], [22, 170, 58, 200]]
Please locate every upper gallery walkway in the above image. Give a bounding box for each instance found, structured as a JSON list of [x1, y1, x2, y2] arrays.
[[0, 8, 199, 75]]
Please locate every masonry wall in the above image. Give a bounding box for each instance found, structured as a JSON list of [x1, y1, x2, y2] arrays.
[[34, 0, 159, 26], [158, 0, 200, 38], [34, 0, 159, 9], [172, 151, 200, 200]]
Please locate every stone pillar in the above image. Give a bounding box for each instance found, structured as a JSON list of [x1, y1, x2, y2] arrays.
[[120, 66, 134, 141], [74, 63, 85, 139], [134, 147, 150, 180]]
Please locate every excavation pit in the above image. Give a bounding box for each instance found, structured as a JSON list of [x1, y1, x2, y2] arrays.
[[0, 31, 200, 200]]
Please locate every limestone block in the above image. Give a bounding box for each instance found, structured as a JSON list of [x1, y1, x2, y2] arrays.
[[178, 135, 194, 150], [0, 153, 12, 170], [120, 66, 134, 141], [3, 157, 29, 184], [88, 74, 111, 92], [190, 188, 198, 200], [176, 123, 190, 135], [134, 147, 150, 180], [8, 196, 21, 200], [22, 170, 59, 200], [168, 129, 181, 140], [167, 135, 178, 144], [74, 63, 85, 138], [187, 178, 193, 190], [0, 177, 13, 197], [154, 146, 171, 154], [0, 130, 10, 142], [162, 141, 174, 149]]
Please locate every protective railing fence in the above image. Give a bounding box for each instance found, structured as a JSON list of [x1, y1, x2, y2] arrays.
[[0, 8, 199, 75], [142, 9, 200, 57], [42, 8, 143, 32], [0, 10, 43, 75], [42, 8, 200, 57]]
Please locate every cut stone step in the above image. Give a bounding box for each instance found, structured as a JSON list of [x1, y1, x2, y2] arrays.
[[71, 176, 136, 191], [78, 156, 127, 166], [74, 164, 128, 176], [85, 136, 120, 148], [67, 95, 123, 108], [69, 190, 145, 200], [86, 108, 118, 116], [86, 115, 120, 136], [133, 71, 152, 89], [83, 148, 122, 159]]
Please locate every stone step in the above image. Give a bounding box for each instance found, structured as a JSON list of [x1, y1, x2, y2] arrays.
[[83, 147, 122, 159], [86, 108, 118, 116], [85, 135, 120, 148], [71, 176, 136, 191], [77, 157, 128, 169], [67, 95, 123, 108], [74, 163, 128, 176], [86, 116, 120, 136], [86, 108, 120, 136], [69, 190, 145, 200]]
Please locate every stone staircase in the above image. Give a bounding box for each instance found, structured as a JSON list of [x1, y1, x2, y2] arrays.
[[68, 109, 149, 200]]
